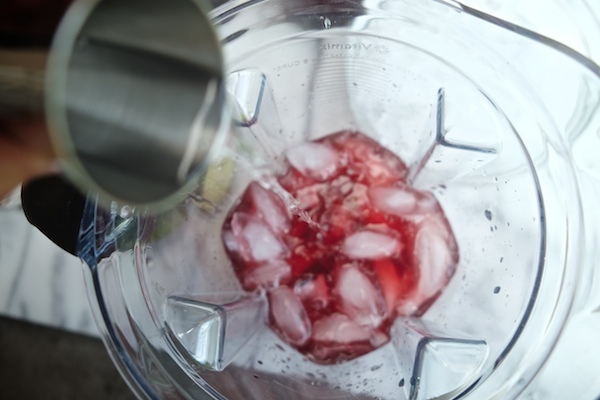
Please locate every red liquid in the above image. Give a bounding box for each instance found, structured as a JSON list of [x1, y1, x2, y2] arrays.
[[222, 131, 458, 364]]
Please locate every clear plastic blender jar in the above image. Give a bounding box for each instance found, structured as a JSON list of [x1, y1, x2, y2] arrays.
[[76, 1, 600, 399]]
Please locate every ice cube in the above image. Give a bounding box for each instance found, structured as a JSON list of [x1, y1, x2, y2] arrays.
[[269, 286, 311, 346], [369, 186, 439, 219], [244, 260, 291, 290], [393, 215, 457, 316], [312, 313, 371, 343], [373, 259, 408, 315], [395, 300, 419, 316], [231, 213, 287, 262], [335, 265, 385, 328], [370, 330, 389, 347], [341, 230, 400, 260], [369, 187, 418, 216], [248, 182, 290, 233], [286, 142, 339, 181], [222, 229, 239, 254], [339, 133, 407, 185], [338, 131, 375, 163], [414, 216, 457, 300], [416, 193, 438, 214], [364, 155, 405, 185]]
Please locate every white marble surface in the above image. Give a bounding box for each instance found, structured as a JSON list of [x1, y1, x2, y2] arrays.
[[0, 195, 98, 337]]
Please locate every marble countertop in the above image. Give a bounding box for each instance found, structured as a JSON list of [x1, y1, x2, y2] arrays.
[[0, 193, 98, 337]]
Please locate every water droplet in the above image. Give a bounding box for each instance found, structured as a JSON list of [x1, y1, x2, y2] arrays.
[[484, 209, 493, 221], [494, 286, 501, 294]]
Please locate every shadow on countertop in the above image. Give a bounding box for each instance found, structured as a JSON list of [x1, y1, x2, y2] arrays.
[[0, 316, 136, 400]]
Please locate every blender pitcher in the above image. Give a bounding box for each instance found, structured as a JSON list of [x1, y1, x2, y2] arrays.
[[75, 0, 600, 399]]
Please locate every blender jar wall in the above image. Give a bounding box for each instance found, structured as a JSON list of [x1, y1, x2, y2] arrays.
[[77, 0, 594, 399]]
